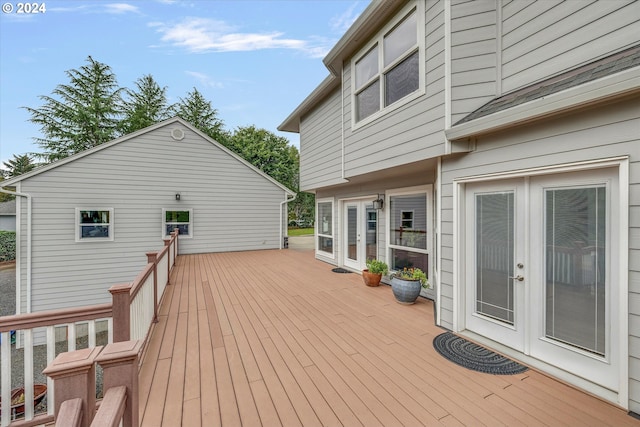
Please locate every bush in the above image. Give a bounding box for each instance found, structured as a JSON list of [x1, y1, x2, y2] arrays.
[[0, 231, 16, 262]]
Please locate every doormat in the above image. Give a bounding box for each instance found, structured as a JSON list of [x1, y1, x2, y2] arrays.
[[433, 332, 528, 375], [331, 267, 351, 273]]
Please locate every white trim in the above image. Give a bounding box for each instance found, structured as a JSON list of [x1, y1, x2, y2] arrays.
[[444, 0, 452, 135], [617, 158, 630, 409], [316, 198, 336, 260], [75, 208, 115, 242], [436, 157, 442, 326], [445, 67, 640, 141], [350, 1, 425, 130], [495, 0, 502, 97]]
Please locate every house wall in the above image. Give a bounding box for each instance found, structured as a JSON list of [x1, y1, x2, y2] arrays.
[[439, 95, 640, 411], [15, 121, 289, 312], [0, 215, 15, 232], [299, 88, 344, 191], [450, 0, 640, 124], [341, 0, 447, 178]]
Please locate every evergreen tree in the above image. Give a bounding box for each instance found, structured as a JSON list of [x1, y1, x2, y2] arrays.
[[23, 56, 123, 163], [174, 88, 228, 144], [2, 154, 37, 177], [119, 74, 173, 134]]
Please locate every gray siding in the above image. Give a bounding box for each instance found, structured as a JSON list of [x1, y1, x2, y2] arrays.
[[299, 89, 344, 191], [15, 121, 288, 312], [341, 0, 447, 178], [450, 0, 640, 124], [440, 95, 640, 411]]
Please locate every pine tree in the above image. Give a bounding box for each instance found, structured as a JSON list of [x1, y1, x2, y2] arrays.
[[119, 74, 173, 134], [24, 56, 123, 163], [2, 154, 37, 177], [174, 88, 228, 144]]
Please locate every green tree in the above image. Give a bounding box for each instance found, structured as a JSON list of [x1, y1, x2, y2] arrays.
[[24, 56, 123, 163], [2, 154, 37, 177], [174, 88, 228, 144], [119, 74, 173, 134]]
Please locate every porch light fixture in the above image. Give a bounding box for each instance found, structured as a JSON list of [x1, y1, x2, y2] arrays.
[[373, 196, 384, 210], [175, 193, 181, 201]]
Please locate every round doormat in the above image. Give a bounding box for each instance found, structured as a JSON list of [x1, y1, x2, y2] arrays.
[[433, 332, 528, 375]]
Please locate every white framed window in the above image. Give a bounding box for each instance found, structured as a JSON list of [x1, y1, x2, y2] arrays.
[[163, 209, 193, 238], [351, 2, 424, 127], [387, 186, 432, 274], [76, 208, 114, 242], [316, 198, 334, 258]]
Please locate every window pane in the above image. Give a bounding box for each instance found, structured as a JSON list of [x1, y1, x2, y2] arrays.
[[318, 202, 332, 235], [391, 248, 427, 273], [390, 194, 426, 249], [81, 210, 109, 224], [355, 45, 378, 90], [167, 224, 189, 235], [318, 236, 333, 254], [545, 186, 606, 355], [385, 51, 419, 106], [166, 211, 190, 223], [81, 225, 109, 238], [356, 79, 380, 122], [384, 10, 417, 66], [475, 192, 515, 325]]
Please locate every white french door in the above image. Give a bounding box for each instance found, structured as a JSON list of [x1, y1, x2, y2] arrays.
[[343, 200, 378, 271], [464, 168, 620, 393]]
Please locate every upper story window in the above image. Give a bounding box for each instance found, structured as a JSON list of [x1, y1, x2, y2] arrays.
[[76, 208, 114, 242], [352, 4, 423, 125]]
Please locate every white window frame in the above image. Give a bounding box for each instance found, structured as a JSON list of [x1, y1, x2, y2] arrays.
[[386, 185, 433, 274], [316, 198, 335, 259], [351, 1, 425, 129], [162, 208, 193, 238], [75, 208, 114, 242]]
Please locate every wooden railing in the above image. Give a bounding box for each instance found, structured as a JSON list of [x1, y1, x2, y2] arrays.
[[0, 230, 178, 427]]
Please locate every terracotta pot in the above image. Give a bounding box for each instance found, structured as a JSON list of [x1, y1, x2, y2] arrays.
[[362, 269, 382, 287], [391, 277, 422, 304]]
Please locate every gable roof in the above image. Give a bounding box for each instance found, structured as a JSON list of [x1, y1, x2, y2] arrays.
[[1, 117, 295, 196]]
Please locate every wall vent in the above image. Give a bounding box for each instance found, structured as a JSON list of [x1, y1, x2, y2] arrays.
[[170, 128, 185, 141]]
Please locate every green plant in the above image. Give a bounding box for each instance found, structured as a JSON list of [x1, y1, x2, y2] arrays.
[[0, 231, 16, 262], [365, 259, 388, 276], [393, 267, 429, 288]]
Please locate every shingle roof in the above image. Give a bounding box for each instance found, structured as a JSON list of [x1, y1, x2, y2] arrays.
[[455, 44, 640, 126]]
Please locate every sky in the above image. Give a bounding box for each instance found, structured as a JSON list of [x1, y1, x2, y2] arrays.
[[0, 0, 368, 167]]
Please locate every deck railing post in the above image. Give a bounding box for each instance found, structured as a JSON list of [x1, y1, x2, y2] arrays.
[[95, 340, 143, 427], [146, 252, 159, 323], [109, 283, 132, 342], [42, 346, 103, 427], [163, 238, 172, 285]]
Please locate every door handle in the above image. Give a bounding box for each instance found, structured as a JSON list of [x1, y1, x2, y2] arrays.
[[509, 275, 524, 282]]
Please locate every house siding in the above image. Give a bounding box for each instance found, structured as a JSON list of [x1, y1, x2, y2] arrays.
[[299, 88, 344, 191], [340, 0, 447, 178], [450, 0, 640, 124], [440, 95, 640, 411], [14, 121, 289, 312]]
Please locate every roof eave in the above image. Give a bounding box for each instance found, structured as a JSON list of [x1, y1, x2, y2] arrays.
[[445, 66, 640, 141], [278, 75, 340, 133]]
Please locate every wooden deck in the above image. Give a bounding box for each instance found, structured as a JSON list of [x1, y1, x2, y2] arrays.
[[138, 248, 638, 426]]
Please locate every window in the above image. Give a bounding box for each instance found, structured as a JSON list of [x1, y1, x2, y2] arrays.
[[163, 209, 192, 238], [387, 187, 431, 273], [317, 199, 334, 256], [76, 208, 114, 242], [352, 4, 423, 124]]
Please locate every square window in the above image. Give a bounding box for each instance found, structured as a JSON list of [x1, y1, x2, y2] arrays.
[[163, 209, 192, 238], [76, 208, 114, 242]]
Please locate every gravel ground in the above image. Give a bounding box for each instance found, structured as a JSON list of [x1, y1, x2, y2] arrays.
[[0, 263, 104, 419]]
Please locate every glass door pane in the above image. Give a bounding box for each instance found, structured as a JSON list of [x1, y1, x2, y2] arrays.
[[545, 186, 606, 355], [347, 206, 358, 262], [365, 206, 377, 261], [475, 192, 515, 324]]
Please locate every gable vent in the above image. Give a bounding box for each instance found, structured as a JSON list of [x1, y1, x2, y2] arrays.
[[170, 128, 185, 141]]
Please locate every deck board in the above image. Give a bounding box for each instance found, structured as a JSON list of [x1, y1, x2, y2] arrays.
[[138, 249, 639, 426]]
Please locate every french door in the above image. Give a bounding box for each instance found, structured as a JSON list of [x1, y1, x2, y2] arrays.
[[464, 168, 619, 392], [343, 200, 378, 271]]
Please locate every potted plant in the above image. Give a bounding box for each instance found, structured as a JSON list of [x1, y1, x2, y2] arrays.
[[390, 267, 429, 304], [362, 259, 388, 287]]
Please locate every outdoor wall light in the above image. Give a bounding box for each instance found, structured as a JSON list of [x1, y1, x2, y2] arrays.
[[373, 196, 384, 210], [175, 193, 181, 201]]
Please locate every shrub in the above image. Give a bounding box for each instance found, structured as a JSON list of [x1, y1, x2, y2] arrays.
[[0, 231, 16, 262]]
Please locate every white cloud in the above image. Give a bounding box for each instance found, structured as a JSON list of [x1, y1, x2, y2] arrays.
[[104, 3, 140, 14], [152, 17, 329, 57], [184, 71, 224, 89], [329, 2, 364, 34]]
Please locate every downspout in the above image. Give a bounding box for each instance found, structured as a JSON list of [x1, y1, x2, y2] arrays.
[[280, 191, 297, 249], [0, 187, 32, 313]]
